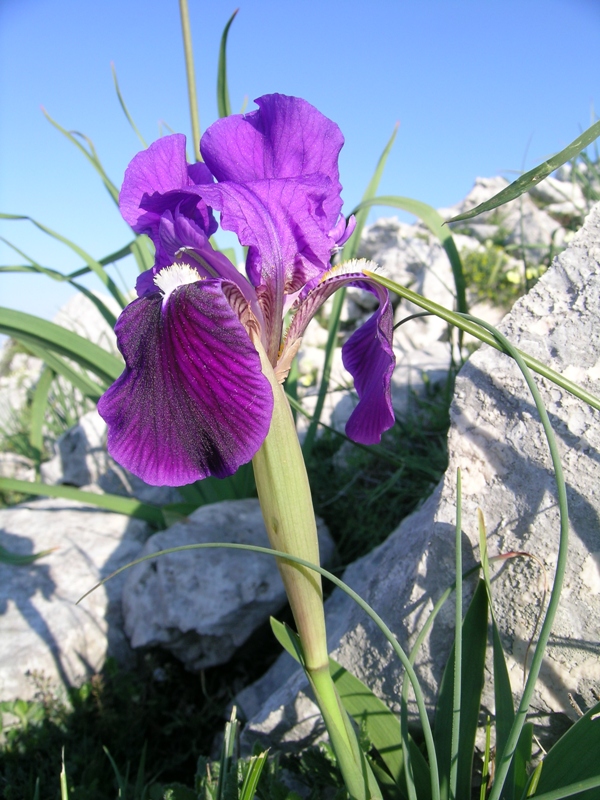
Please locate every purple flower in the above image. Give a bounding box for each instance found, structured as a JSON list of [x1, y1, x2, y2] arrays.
[[98, 94, 395, 486]]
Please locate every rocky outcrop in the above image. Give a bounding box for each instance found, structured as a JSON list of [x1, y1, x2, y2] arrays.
[[238, 202, 600, 751]]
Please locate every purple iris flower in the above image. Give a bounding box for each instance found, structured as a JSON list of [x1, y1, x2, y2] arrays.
[[98, 94, 395, 486]]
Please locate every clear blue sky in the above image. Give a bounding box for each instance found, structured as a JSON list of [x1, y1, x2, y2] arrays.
[[1, 0, 599, 320]]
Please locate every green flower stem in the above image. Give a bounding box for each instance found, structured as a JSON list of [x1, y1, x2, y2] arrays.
[[252, 340, 381, 800], [252, 343, 328, 672]]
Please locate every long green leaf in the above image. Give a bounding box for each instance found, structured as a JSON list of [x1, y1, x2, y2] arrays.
[[111, 62, 147, 148], [435, 579, 488, 800], [0, 214, 128, 308], [129, 234, 155, 274], [479, 510, 516, 800], [85, 543, 441, 800], [17, 342, 105, 401], [0, 477, 165, 526], [450, 470, 463, 800], [447, 119, 600, 223], [302, 124, 398, 456], [332, 662, 432, 800], [526, 776, 600, 800], [350, 195, 467, 315], [526, 702, 600, 800], [0, 307, 123, 386], [366, 271, 600, 413], [217, 9, 238, 118], [178, 0, 201, 159], [0, 238, 118, 328], [42, 108, 120, 204]]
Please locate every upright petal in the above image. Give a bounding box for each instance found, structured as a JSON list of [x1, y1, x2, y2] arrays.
[[201, 94, 343, 192], [98, 280, 273, 485], [200, 95, 347, 313]]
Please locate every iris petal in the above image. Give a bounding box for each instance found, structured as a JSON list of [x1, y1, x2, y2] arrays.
[[98, 281, 273, 485], [119, 134, 216, 238], [342, 292, 395, 444], [200, 94, 347, 298], [285, 262, 395, 444]]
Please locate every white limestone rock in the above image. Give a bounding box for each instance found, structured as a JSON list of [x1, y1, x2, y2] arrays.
[[0, 497, 148, 702], [238, 202, 600, 751], [122, 499, 336, 671], [442, 176, 566, 260], [0, 453, 35, 482]]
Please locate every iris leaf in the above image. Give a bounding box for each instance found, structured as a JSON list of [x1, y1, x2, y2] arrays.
[[366, 272, 600, 413], [0, 237, 119, 328], [29, 365, 55, 467], [0, 544, 55, 566], [0, 477, 166, 526], [42, 108, 120, 204], [434, 579, 488, 800], [217, 9, 238, 118], [271, 619, 432, 800], [0, 214, 129, 309], [350, 195, 467, 315], [0, 307, 123, 388], [446, 119, 600, 224], [111, 62, 147, 148], [178, 0, 201, 160], [479, 510, 517, 800]]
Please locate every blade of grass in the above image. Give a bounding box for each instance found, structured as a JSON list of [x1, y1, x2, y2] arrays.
[[129, 234, 155, 274], [349, 195, 467, 316], [271, 618, 432, 800], [450, 469, 463, 800], [365, 270, 600, 413], [239, 750, 269, 800], [0, 214, 129, 308], [60, 749, 69, 800], [42, 108, 120, 204], [434, 579, 488, 800], [446, 119, 600, 223], [0, 307, 123, 386], [111, 62, 147, 148], [217, 9, 238, 118], [0, 477, 166, 526], [302, 124, 398, 457], [179, 0, 201, 160], [514, 723, 533, 800], [0, 238, 119, 328], [15, 342, 105, 401], [0, 544, 56, 566], [217, 706, 239, 800], [479, 509, 516, 800]]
